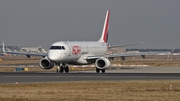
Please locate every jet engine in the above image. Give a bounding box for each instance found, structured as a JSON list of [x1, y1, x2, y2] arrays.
[[95, 57, 110, 69], [39, 58, 54, 69]]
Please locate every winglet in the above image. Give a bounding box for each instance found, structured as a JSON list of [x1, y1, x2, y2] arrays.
[[99, 10, 110, 43], [2, 41, 5, 52]]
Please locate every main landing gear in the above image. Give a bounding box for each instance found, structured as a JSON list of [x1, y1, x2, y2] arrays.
[[56, 63, 69, 73], [96, 68, 106, 73]]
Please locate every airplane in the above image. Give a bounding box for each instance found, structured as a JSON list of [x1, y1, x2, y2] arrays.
[[2, 10, 171, 73]]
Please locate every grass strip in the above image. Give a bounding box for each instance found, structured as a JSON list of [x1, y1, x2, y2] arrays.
[[0, 80, 180, 101]]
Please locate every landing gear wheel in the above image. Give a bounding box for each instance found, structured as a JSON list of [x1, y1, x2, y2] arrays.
[[96, 68, 100, 73], [65, 66, 69, 73], [60, 66, 64, 73], [56, 69, 59, 73], [101, 69, 105, 73]]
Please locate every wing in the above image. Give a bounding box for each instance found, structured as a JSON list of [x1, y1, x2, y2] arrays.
[[4, 51, 47, 58], [108, 51, 170, 58], [86, 51, 171, 60], [2, 41, 47, 58]]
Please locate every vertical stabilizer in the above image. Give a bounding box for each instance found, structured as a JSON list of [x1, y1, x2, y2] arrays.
[[99, 10, 110, 43]]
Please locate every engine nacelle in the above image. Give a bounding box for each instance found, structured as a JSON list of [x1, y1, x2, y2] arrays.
[[39, 58, 54, 69], [95, 57, 110, 69]]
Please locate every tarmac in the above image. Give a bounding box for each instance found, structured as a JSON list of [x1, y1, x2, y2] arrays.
[[0, 66, 180, 84]]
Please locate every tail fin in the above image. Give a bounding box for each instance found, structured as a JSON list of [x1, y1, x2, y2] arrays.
[[99, 10, 110, 43]]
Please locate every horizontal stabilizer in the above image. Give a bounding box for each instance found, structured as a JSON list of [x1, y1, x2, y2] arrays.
[[108, 42, 144, 49]]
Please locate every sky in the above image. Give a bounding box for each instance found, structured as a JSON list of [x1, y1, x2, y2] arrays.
[[0, 0, 180, 50]]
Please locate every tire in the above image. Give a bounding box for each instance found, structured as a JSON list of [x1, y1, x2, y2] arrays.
[[101, 69, 105, 73], [65, 66, 69, 73], [56, 69, 59, 73], [60, 66, 64, 73], [96, 68, 100, 73]]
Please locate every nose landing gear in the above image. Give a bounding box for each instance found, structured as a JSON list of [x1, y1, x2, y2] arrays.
[[56, 63, 69, 73]]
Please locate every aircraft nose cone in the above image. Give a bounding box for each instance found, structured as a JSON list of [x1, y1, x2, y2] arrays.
[[48, 53, 59, 62], [48, 56, 56, 61]]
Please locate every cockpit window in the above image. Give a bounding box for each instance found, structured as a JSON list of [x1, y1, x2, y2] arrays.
[[62, 46, 65, 50], [50, 46, 65, 50]]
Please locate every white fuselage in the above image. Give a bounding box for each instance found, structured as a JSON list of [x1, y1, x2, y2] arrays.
[[47, 41, 108, 65]]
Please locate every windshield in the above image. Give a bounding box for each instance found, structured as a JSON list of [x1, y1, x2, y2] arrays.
[[50, 46, 65, 50]]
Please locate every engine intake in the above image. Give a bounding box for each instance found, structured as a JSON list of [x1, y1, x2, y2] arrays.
[[39, 58, 54, 69], [95, 57, 110, 69]]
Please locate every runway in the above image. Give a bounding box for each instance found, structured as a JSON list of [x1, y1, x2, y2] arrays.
[[0, 66, 180, 84], [0, 72, 180, 84]]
